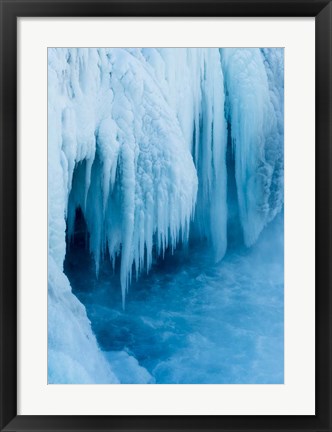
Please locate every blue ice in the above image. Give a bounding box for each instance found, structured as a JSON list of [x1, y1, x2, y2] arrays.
[[48, 48, 284, 384]]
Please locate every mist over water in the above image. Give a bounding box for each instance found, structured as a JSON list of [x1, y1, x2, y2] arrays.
[[65, 212, 284, 384]]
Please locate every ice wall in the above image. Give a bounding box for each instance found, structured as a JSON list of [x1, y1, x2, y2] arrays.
[[221, 48, 284, 246]]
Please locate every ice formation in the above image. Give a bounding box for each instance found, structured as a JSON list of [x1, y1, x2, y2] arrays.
[[48, 48, 284, 383], [48, 256, 119, 383], [220, 48, 284, 246]]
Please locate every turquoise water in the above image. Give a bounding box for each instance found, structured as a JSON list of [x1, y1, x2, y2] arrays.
[[65, 214, 284, 384]]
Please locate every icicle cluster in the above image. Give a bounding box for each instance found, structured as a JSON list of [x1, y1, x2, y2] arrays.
[[48, 48, 284, 306], [221, 48, 284, 246]]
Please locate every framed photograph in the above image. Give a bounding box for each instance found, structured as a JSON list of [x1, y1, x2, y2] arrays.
[[0, 1, 331, 431]]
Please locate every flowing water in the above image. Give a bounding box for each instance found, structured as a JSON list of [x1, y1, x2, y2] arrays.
[[65, 213, 284, 384]]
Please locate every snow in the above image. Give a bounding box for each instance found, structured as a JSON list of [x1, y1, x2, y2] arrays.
[[104, 351, 155, 384], [48, 48, 284, 383], [48, 256, 119, 383]]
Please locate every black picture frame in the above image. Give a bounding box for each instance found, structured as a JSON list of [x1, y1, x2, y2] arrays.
[[0, 1, 331, 431]]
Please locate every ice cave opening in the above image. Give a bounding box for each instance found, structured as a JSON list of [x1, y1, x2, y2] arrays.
[[68, 207, 89, 250]]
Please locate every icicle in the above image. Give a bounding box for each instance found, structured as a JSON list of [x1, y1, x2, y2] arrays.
[[221, 48, 282, 246], [49, 48, 198, 307], [49, 47, 283, 308]]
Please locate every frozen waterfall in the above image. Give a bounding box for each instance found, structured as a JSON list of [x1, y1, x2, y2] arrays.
[[48, 48, 284, 384]]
